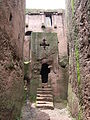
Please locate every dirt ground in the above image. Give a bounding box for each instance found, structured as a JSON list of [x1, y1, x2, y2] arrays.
[[21, 101, 73, 120]]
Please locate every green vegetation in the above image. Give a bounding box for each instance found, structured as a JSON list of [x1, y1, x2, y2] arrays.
[[73, 24, 83, 120], [78, 112, 81, 120], [71, 0, 74, 16], [73, 24, 80, 85], [78, 106, 83, 120]]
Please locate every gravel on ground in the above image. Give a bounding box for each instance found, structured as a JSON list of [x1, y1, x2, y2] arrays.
[[21, 101, 73, 120]]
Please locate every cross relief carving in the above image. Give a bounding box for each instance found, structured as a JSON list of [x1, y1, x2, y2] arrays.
[[40, 39, 49, 50]]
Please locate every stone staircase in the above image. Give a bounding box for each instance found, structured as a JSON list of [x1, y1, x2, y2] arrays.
[[36, 84, 54, 110]]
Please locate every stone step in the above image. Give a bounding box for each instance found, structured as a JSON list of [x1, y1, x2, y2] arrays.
[[36, 85, 54, 110], [37, 90, 52, 94], [37, 105, 54, 110], [37, 94, 53, 97], [37, 87, 52, 91], [36, 101, 53, 104], [36, 96, 53, 102], [36, 101, 54, 110], [39, 85, 51, 88]]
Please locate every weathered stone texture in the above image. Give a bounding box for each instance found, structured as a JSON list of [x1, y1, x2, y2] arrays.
[[24, 10, 68, 103], [25, 9, 67, 59], [66, 0, 90, 119], [24, 36, 31, 61], [0, 0, 25, 120]]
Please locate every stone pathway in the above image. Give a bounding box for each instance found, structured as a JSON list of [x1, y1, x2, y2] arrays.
[[21, 101, 72, 120], [36, 85, 54, 110], [21, 84, 73, 120]]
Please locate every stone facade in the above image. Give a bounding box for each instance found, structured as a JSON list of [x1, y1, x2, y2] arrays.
[[24, 9, 67, 61], [0, 0, 25, 120], [24, 9, 68, 103], [66, 0, 90, 119]]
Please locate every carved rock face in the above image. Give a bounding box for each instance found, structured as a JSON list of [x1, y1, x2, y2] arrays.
[[0, 0, 25, 119]]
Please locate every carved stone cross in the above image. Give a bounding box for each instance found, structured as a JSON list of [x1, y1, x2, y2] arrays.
[[40, 39, 49, 50]]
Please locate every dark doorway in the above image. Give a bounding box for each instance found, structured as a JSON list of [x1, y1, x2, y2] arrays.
[[40, 63, 50, 83]]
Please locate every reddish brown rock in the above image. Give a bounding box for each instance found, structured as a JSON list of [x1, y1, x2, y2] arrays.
[[0, 0, 25, 120], [66, 0, 90, 119]]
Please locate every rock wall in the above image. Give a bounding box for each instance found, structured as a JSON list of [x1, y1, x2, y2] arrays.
[[24, 36, 31, 61], [0, 0, 25, 120], [66, 0, 90, 119]]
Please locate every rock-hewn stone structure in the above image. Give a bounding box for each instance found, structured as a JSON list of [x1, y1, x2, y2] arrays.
[[66, 0, 90, 119], [24, 9, 68, 103], [24, 9, 67, 60], [0, 1, 25, 120], [1, 1, 89, 119]]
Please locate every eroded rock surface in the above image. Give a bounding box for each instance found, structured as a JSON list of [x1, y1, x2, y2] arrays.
[[0, 1, 25, 119]]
